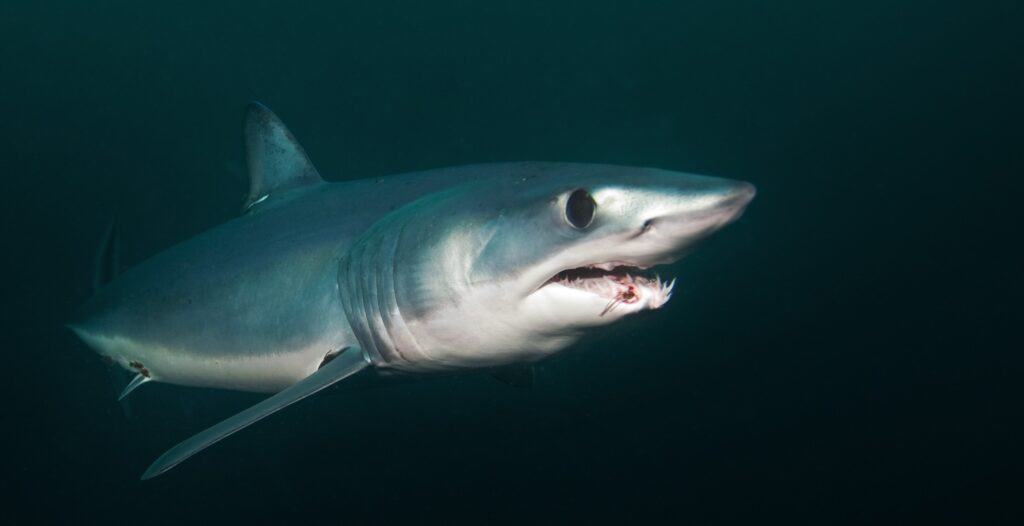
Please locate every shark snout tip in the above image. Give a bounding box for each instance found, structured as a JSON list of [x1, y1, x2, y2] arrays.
[[726, 181, 756, 208]]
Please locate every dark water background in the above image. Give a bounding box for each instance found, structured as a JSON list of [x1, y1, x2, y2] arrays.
[[3, 1, 1021, 523]]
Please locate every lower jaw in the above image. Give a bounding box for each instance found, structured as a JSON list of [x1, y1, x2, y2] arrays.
[[552, 274, 677, 314]]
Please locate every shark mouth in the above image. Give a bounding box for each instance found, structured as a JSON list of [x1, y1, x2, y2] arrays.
[[545, 263, 676, 316]]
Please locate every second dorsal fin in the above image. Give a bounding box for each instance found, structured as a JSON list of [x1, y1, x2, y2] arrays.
[[243, 102, 323, 212]]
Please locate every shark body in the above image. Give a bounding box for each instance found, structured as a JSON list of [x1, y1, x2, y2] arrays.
[[69, 103, 755, 478]]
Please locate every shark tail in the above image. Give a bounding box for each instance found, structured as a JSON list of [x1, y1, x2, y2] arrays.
[[92, 221, 120, 293], [84, 222, 141, 413]]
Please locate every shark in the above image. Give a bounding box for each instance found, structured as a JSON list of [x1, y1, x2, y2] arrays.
[[68, 103, 756, 479]]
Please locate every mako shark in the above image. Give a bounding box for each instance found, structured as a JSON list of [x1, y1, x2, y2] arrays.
[[69, 103, 755, 479]]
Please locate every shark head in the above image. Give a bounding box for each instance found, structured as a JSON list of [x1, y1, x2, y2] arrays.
[[339, 163, 754, 371]]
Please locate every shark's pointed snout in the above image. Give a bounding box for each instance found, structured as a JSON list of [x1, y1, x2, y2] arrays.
[[697, 178, 756, 221], [726, 181, 757, 209], [643, 177, 755, 244], [715, 180, 756, 221]]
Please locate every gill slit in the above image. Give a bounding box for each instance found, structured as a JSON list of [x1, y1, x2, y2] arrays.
[[353, 240, 382, 364], [386, 217, 411, 364]]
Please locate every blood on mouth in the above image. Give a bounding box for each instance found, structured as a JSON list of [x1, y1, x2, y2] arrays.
[[600, 280, 640, 317], [546, 262, 676, 317]]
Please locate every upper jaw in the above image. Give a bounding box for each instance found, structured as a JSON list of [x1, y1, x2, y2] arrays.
[[546, 261, 654, 285], [527, 178, 755, 300], [586, 261, 650, 271]]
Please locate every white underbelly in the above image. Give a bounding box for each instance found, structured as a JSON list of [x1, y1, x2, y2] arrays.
[[71, 326, 336, 393]]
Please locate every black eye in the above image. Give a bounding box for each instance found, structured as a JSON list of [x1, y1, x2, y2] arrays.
[[565, 188, 596, 229]]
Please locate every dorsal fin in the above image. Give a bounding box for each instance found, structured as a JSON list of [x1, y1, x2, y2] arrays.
[[243, 102, 322, 212]]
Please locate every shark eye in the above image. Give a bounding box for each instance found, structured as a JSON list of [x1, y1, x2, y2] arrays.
[[565, 188, 596, 229]]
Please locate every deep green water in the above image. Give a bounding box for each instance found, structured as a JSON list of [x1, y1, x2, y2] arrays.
[[3, 1, 1021, 523]]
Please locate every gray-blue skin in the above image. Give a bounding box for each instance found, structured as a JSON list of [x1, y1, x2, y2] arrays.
[[69, 103, 755, 479]]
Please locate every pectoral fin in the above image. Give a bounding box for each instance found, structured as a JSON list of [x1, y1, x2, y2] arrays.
[[141, 347, 369, 480]]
